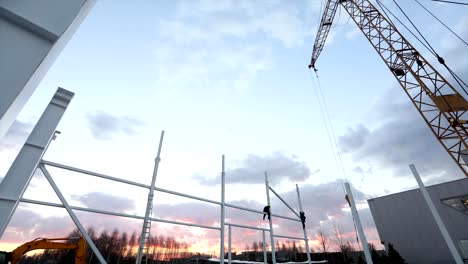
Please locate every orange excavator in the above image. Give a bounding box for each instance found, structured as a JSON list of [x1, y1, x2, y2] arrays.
[[0, 237, 85, 264]]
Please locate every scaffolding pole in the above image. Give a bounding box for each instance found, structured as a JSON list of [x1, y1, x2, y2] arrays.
[[136, 131, 165, 264]]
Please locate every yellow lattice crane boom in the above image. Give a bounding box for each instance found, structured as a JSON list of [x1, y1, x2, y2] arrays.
[[310, 0, 468, 177]]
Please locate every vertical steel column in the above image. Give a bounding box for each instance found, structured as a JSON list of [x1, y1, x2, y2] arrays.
[[136, 131, 165, 264], [264, 172, 276, 264], [344, 182, 373, 264], [295, 184, 311, 264], [262, 230, 267, 264], [0, 87, 73, 238], [40, 165, 106, 264], [409, 164, 464, 264], [228, 224, 232, 264], [220, 155, 226, 264]]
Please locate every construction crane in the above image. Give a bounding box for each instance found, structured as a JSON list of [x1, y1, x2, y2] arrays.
[[0, 237, 85, 264], [310, 0, 468, 177]]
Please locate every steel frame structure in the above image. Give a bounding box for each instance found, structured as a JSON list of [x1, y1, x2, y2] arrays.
[[0, 115, 313, 264], [310, 0, 468, 177]]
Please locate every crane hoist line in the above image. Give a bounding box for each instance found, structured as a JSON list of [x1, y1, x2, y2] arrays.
[[310, 0, 468, 177]]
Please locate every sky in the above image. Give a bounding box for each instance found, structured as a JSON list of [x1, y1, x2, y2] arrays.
[[1, 0, 467, 256]]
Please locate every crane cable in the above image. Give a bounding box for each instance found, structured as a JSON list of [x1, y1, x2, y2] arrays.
[[390, 0, 468, 94], [414, 0, 468, 47], [432, 0, 468, 6], [309, 71, 363, 250], [308, 72, 346, 195]]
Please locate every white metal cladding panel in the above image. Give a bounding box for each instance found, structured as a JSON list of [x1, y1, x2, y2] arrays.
[[0, 18, 51, 115], [0, 0, 87, 36], [368, 178, 468, 264], [0, 0, 95, 138]]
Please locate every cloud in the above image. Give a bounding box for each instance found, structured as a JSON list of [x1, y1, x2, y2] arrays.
[[0, 120, 32, 151], [72, 192, 136, 212], [197, 152, 316, 186], [152, 1, 317, 92], [338, 87, 463, 180], [86, 111, 145, 140]]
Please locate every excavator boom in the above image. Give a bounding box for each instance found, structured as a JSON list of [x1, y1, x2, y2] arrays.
[[3, 237, 85, 264]]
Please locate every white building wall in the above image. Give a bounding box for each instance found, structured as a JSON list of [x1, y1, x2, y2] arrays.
[[368, 178, 468, 264], [0, 0, 95, 138]]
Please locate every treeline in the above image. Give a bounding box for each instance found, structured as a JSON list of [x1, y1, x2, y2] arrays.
[[18, 227, 209, 264]]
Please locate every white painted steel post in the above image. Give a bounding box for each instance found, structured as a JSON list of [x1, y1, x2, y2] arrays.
[[136, 131, 165, 264], [220, 155, 226, 264], [409, 164, 464, 264], [265, 172, 277, 264], [228, 224, 232, 264], [262, 230, 267, 264], [344, 182, 373, 264], [0, 88, 73, 238], [40, 165, 106, 264], [296, 184, 311, 264]]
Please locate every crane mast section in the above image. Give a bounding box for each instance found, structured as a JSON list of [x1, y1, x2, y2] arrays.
[[310, 0, 340, 69], [319, 0, 468, 176]]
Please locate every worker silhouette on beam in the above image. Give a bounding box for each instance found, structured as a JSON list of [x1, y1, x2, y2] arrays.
[[300, 211, 306, 229], [263, 206, 270, 220]]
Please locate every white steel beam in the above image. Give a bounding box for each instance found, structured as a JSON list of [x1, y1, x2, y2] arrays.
[[15, 198, 221, 231], [0, 0, 96, 138], [269, 186, 300, 218], [136, 131, 164, 264], [228, 224, 232, 264], [0, 87, 73, 238], [224, 202, 301, 222], [41, 160, 150, 189], [344, 182, 373, 264], [224, 222, 269, 232], [40, 165, 106, 264], [220, 155, 226, 264], [273, 234, 306, 240], [409, 164, 464, 264], [262, 230, 267, 264], [264, 172, 276, 264], [296, 184, 311, 264]]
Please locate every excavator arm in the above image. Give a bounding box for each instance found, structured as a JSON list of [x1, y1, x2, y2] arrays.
[[6, 237, 85, 264]]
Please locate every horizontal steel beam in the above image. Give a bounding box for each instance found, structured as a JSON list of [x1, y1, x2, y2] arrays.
[[224, 202, 301, 222], [15, 198, 220, 231], [155, 187, 221, 205], [225, 222, 269, 232], [39, 161, 301, 223], [273, 234, 307, 241], [41, 160, 150, 189]]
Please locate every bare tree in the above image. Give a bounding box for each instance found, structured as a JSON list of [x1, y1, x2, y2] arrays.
[[252, 242, 259, 252], [332, 223, 346, 251], [317, 228, 329, 253]]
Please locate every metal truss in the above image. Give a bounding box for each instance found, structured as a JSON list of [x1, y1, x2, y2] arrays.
[[312, 0, 468, 177]]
